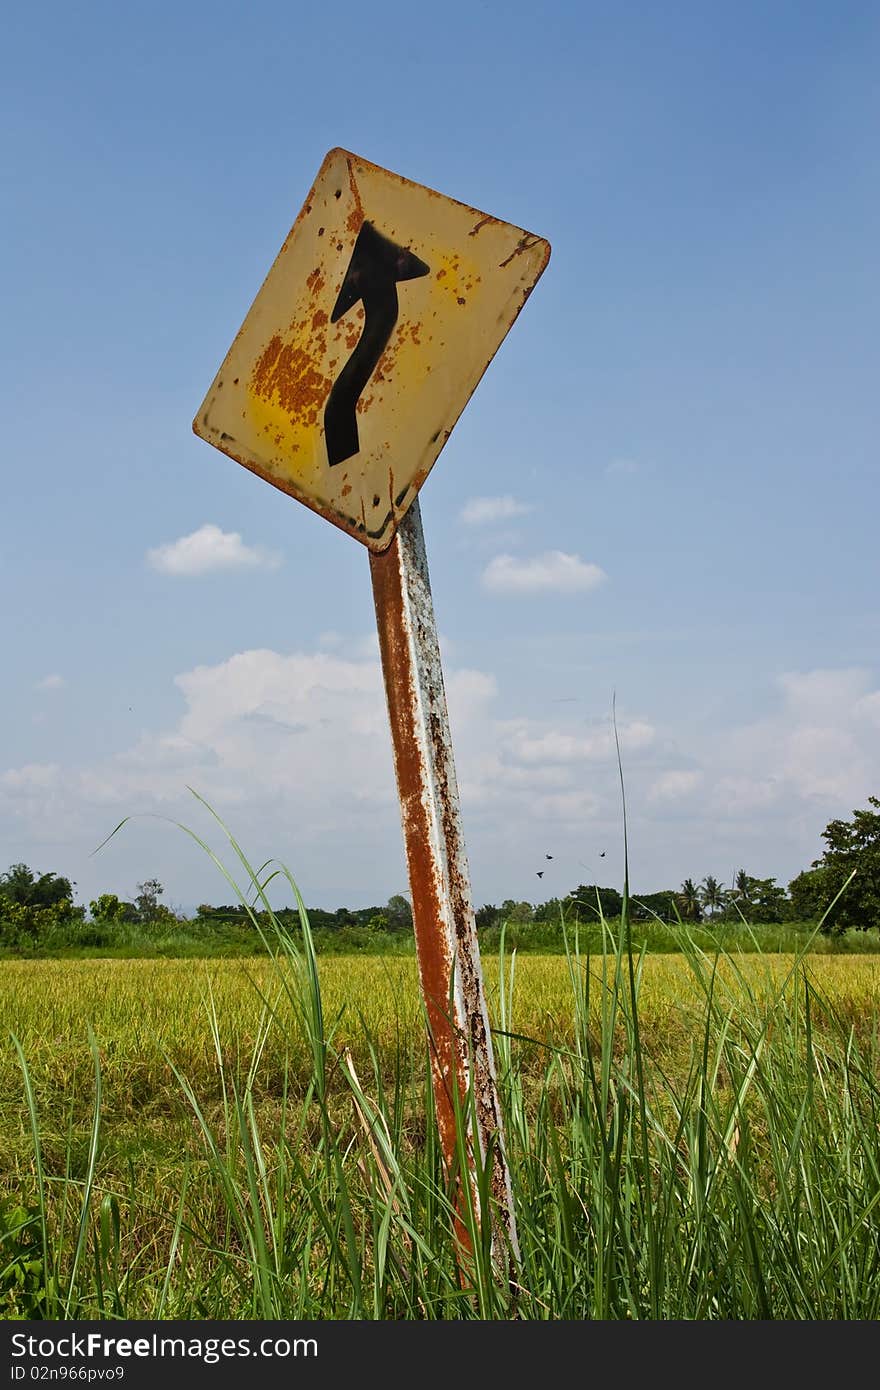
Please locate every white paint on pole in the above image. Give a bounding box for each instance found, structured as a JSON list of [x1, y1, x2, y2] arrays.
[[370, 498, 519, 1267]]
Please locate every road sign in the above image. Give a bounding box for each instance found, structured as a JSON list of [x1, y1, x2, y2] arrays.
[[193, 147, 550, 551], [193, 151, 551, 1272]]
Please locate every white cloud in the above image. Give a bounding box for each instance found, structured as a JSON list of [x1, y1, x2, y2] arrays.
[[502, 719, 654, 765], [35, 674, 65, 691], [3, 654, 878, 910], [147, 524, 282, 576], [707, 668, 879, 812], [352, 632, 381, 660], [482, 551, 607, 595], [605, 458, 640, 476], [776, 668, 870, 720], [0, 644, 639, 902], [856, 690, 880, 727], [710, 775, 781, 814], [1, 762, 61, 790], [445, 668, 497, 725], [648, 770, 703, 802], [173, 649, 385, 752], [460, 495, 532, 525]]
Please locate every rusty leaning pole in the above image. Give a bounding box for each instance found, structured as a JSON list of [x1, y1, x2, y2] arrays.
[[370, 498, 518, 1266]]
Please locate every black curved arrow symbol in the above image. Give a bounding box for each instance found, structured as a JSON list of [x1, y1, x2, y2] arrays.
[[324, 222, 430, 467]]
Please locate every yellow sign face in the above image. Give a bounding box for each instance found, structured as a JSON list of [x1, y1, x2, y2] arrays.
[[193, 148, 550, 551]]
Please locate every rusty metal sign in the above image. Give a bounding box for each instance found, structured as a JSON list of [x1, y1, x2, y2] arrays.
[[193, 147, 550, 551], [193, 150, 551, 1275]]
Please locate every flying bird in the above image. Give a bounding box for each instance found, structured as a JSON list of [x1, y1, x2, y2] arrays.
[[536, 871, 544, 878], [600, 851, 606, 858], [545, 854, 553, 860]]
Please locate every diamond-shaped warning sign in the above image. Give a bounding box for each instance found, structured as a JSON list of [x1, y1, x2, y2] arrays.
[[193, 147, 550, 551]]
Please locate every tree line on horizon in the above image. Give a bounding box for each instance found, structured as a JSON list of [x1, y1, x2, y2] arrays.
[[1, 797, 878, 952]]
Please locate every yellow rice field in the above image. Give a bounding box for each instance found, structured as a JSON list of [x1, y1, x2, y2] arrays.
[[3, 951, 880, 1318], [2, 952, 879, 1111]]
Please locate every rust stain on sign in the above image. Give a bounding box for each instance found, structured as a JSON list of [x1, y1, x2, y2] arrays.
[[193, 148, 550, 552], [345, 155, 365, 235], [498, 233, 544, 269], [251, 335, 332, 427]]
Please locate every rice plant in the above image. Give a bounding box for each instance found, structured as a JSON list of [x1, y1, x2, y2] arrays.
[[3, 813, 880, 1318]]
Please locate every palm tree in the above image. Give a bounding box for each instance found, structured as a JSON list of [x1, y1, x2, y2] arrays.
[[677, 878, 702, 921], [732, 868, 752, 904], [700, 874, 725, 918]]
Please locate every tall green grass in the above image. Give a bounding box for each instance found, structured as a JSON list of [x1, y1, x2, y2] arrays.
[[4, 813, 880, 1318]]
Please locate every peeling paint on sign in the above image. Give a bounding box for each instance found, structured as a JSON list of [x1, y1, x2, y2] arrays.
[[193, 148, 550, 552]]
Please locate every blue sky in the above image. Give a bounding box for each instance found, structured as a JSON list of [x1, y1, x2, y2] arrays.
[[3, 1, 878, 915]]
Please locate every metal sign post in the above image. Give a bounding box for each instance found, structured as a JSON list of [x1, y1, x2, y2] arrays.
[[370, 498, 518, 1265]]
